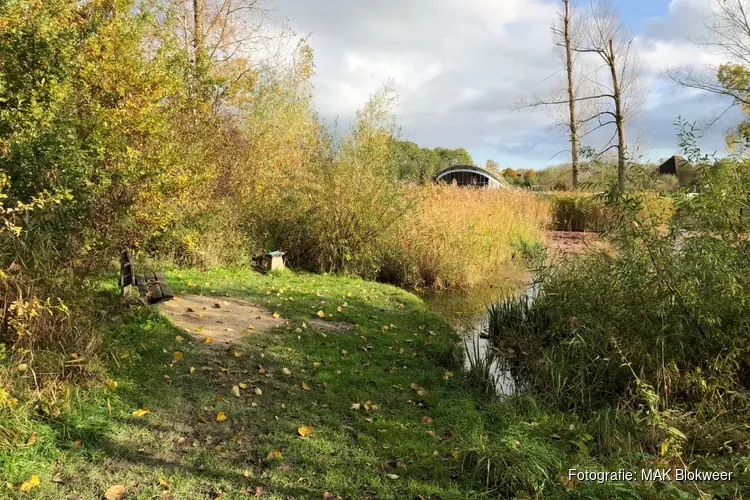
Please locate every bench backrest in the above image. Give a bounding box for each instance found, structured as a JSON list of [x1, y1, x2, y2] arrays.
[[120, 250, 135, 288]]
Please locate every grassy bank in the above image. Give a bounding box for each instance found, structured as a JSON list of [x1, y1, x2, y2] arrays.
[[3, 267, 739, 499]]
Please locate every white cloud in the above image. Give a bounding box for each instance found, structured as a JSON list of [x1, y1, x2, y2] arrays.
[[278, 0, 743, 169]]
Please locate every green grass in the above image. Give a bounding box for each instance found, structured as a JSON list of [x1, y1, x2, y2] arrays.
[[0, 268, 739, 499]]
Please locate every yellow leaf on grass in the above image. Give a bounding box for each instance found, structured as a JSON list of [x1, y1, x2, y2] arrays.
[[173, 351, 183, 363], [267, 448, 282, 460], [336, 306, 343, 312], [104, 484, 127, 500], [132, 408, 150, 417], [316, 310, 325, 318], [272, 312, 280, 319], [203, 337, 213, 344], [158, 478, 169, 487], [282, 367, 291, 375], [26, 432, 37, 446], [238, 383, 248, 389], [254, 387, 262, 395], [443, 371, 454, 380], [175, 335, 184, 342], [421, 416, 433, 425], [297, 426, 314, 437], [313, 362, 321, 368], [301, 382, 310, 391], [19, 475, 39, 492], [232, 386, 240, 397], [106, 378, 118, 390], [216, 411, 227, 421]]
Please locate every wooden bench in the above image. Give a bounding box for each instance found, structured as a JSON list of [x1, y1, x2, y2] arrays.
[[119, 250, 174, 304]]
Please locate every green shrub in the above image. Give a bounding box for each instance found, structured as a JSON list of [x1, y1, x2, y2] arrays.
[[490, 163, 750, 417]]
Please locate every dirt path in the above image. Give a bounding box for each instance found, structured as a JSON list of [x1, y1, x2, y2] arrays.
[[159, 295, 289, 349], [159, 295, 353, 350]]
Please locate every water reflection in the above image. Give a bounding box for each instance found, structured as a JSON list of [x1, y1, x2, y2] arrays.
[[420, 271, 534, 398]]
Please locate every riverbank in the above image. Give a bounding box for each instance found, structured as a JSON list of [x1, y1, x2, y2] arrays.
[[3, 268, 732, 499]]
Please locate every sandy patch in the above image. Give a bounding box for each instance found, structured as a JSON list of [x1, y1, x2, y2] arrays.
[[544, 231, 607, 256], [159, 295, 288, 349], [159, 294, 355, 349]]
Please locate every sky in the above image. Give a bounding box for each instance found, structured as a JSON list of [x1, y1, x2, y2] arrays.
[[275, 0, 743, 170]]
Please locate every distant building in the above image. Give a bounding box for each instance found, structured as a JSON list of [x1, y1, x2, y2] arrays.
[[433, 164, 509, 188], [658, 155, 691, 176]]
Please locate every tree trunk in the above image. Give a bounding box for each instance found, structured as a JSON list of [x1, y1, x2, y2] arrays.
[[563, 0, 580, 189], [608, 39, 626, 190], [193, 0, 205, 70]]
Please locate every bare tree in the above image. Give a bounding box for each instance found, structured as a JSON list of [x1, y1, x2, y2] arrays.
[[193, 0, 205, 70], [575, 1, 645, 189], [521, 0, 589, 189], [560, 0, 580, 188], [665, 0, 750, 132], [152, 0, 294, 96]]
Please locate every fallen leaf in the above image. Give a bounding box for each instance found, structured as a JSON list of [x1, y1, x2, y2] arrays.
[[258, 366, 266, 374], [19, 475, 39, 492], [254, 486, 264, 497], [443, 370, 454, 380], [175, 335, 184, 342], [297, 426, 314, 437], [272, 312, 280, 319], [26, 432, 37, 446], [232, 386, 240, 397], [254, 387, 263, 395], [204, 337, 214, 344], [173, 351, 183, 363], [106, 378, 118, 391], [132, 408, 150, 417], [351, 403, 361, 410], [421, 416, 433, 425], [316, 310, 325, 318], [386, 473, 399, 480], [313, 361, 321, 368], [301, 382, 311, 391], [336, 306, 343, 312], [239, 383, 248, 389], [158, 478, 169, 488], [104, 484, 127, 499], [216, 411, 227, 421], [282, 367, 292, 375], [266, 448, 282, 460]]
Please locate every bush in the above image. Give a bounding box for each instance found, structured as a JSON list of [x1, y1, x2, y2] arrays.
[[489, 162, 750, 418], [547, 191, 674, 232]]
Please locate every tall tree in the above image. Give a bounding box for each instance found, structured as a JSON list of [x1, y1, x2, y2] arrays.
[[576, 1, 644, 189], [193, 0, 205, 70], [559, 0, 580, 188], [522, 0, 589, 189]]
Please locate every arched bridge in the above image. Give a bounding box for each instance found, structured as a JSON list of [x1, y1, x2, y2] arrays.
[[433, 165, 507, 188]]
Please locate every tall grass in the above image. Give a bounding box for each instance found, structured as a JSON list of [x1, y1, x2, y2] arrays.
[[382, 185, 549, 289]]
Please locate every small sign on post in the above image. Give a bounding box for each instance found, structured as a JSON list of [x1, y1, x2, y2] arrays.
[[266, 251, 286, 272]]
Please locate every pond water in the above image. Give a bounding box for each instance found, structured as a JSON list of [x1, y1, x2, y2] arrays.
[[419, 267, 533, 397]]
